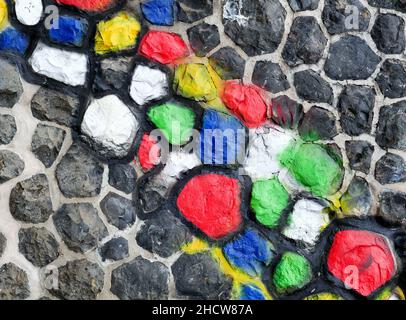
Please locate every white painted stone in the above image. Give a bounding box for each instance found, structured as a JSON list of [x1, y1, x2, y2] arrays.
[[29, 42, 88, 86], [130, 65, 168, 106], [81, 95, 139, 158], [223, 0, 249, 26], [15, 0, 43, 26], [282, 199, 330, 247], [243, 126, 296, 181]]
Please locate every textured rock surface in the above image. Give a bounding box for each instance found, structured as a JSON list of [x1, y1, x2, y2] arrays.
[[0, 58, 23, 108], [375, 153, 406, 185], [187, 22, 220, 57], [0, 233, 5, 258], [209, 46, 245, 80], [177, 0, 213, 23], [294, 70, 333, 104], [100, 192, 136, 230], [288, 0, 319, 11], [0, 150, 24, 184], [298, 106, 337, 141], [345, 140, 374, 174], [376, 59, 406, 99], [371, 13, 405, 54], [252, 61, 290, 94], [340, 176, 372, 216], [270, 96, 303, 129], [376, 101, 406, 151], [0, 263, 30, 300], [94, 56, 134, 92], [100, 237, 129, 262], [379, 191, 406, 226], [0, 114, 16, 145], [108, 163, 137, 194]]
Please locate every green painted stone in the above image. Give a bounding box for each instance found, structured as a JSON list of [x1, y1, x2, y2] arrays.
[[147, 103, 195, 145], [273, 252, 312, 294], [279, 142, 344, 197], [251, 178, 289, 228]]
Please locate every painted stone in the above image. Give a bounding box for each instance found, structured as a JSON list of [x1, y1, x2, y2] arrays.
[[55, 0, 116, 12], [327, 230, 397, 297], [0, 28, 29, 54], [240, 284, 267, 300], [177, 173, 242, 239], [270, 96, 304, 130], [138, 133, 161, 171], [340, 176, 372, 217], [298, 106, 337, 142], [95, 12, 141, 54], [48, 16, 87, 47], [0, 0, 7, 31], [305, 293, 343, 300], [141, 0, 174, 26], [139, 31, 189, 64], [15, 0, 42, 26]]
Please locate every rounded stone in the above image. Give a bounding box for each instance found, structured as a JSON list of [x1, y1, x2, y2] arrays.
[[53, 203, 108, 253], [0, 114, 16, 145], [177, 0, 213, 23], [18, 227, 60, 267], [298, 106, 337, 141], [0, 263, 30, 300], [187, 22, 220, 57], [108, 163, 137, 194], [371, 13, 405, 54], [15, 0, 43, 26], [111, 256, 169, 300], [294, 70, 333, 104], [340, 176, 372, 217], [209, 46, 246, 80], [10, 174, 53, 224], [252, 61, 290, 94], [367, 0, 406, 12], [93, 56, 134, 93], [270, 96, 303, 129], [99, 237, 129, 262], [345, 140, 374, 174], [100, 192, 136, 231], [0, 150, 24, 184], [376, 59, 406, 99], [0, 58, 23, 108], [376, 101, 406, 151], [379, 191, 406, 226], [375, 153, 406, 185]]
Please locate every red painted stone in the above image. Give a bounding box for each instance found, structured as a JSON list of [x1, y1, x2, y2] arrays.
[[55, 0, 115, 12], [138, 133, 160, 171], [139, 31, 189, 65], [177, 174, 242, 239], [222, 81, 267, 128], [327, 230, 397, 297]]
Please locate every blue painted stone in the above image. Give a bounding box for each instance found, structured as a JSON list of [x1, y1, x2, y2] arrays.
[[223, 229, 273, 277], [240, 284, 266, 300], [141, 0, 174, 26], [0, 28, 29, 54], [48, 16, 86, 47], [200, 109, 245, 165]]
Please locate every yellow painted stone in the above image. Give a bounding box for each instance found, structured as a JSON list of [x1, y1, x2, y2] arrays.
[[0, 0, 8, 31], [95, 12, 141, 54], [304, 293, 344, 300]]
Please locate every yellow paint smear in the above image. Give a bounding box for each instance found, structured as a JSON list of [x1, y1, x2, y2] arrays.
[[0, 0, 8, 32]]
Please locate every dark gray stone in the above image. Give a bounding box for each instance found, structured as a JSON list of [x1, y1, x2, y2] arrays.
[[136, 209, 193, 258], [177, 0, 213, 23], [375, 153, 406, 185], [31, 124, 66, 168], [322, 0, 371, 35], [99, 237, 129, 262], [0, 150, 24, 184], [55, 143, 104, 198], [93, 56, 134, 93], [324, 35, 380, 80], [376, 59, 406, 99], [294, 70, 333, 104], [270, 96, 304, 129], [252, 61, 290, 94], [111, 256, 169, 300], [50, 259, 104, 300], [10, 174, 53, 224], [172, 252, 233, 300], [18, 227, 60, 268], [282, 16, 327, 67], [138, 175, 166, 214], [209, 47, 245, 80], [0, 59, 23, 108], [0, 233, 6, 258], [223, 0, 286, 56], [187, 23, 220, 57], [108, 163, 137, 194], [376, 101, 406, 151], [368, 0, 406, 13], [288, 0, 319, 11], [298, 106, 337, 141], [345, 140, 374, 174], [371, 13, 405, 54], [338, 85, 375, 136], [53, 203, 108, 253], [31, 87, 80, 127], [0, 263, 29, 300], [0, 114, 16, 145], [100, 193, 136, 230], [340, 176, 372, 216], [379, 191, 406, 226]]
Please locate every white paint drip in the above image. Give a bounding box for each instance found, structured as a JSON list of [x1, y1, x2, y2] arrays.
[[15, 0, 43, 26], [223, 0, 249, 27]]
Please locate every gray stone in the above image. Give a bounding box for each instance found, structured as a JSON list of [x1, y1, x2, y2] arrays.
[[322, 0, 370, 35], [298, 106, 337, 141], [223, 0, 286, 56], [0, 114, 16, 145], [0, 150, 24, 184], [99, 237, 129, 262], [324, 35, 380, 80], [31, 124, 66, 168], [282, 16, 327, 67], [18, 227, 60, 268], [108, 163, 137, 194], [138, 176, 166, 214], [368, 0, 406, 13], [0, 59, 23, 108], [252, 61, 290, 94], [50, 259, 104, 300], [100, 193, 136, 230], [345, 140, 374, 174], [187, 23, 220, 57], [371, 13, 405, 54], [338, 85, 375, 136], [340, 176, 372, 216], [10, 174, 53, 223], [172, 252, 233, 299], [209, 47, 245, 80], [376, 59, 406, 99], [0, 263, 29, 300], [177, 0, 213, 23], [270, 96, 304, 129], [93, 56, 134, 93], [376, 101, 406, 151], [288, 0, 319, 11], [379, 191, 406, 226], [55, 143, 104, 198], [375, 153, 406, 185], [136, 209, 193, 258], [0, 233, 6, 258], [31, 87, 80, 127], [53, 203, 108, 253], [111, 256, 169, 300], [294, 70, 333, 104]]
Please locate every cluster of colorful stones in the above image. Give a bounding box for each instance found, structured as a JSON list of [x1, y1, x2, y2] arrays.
[[0, 0, 404, 301]]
